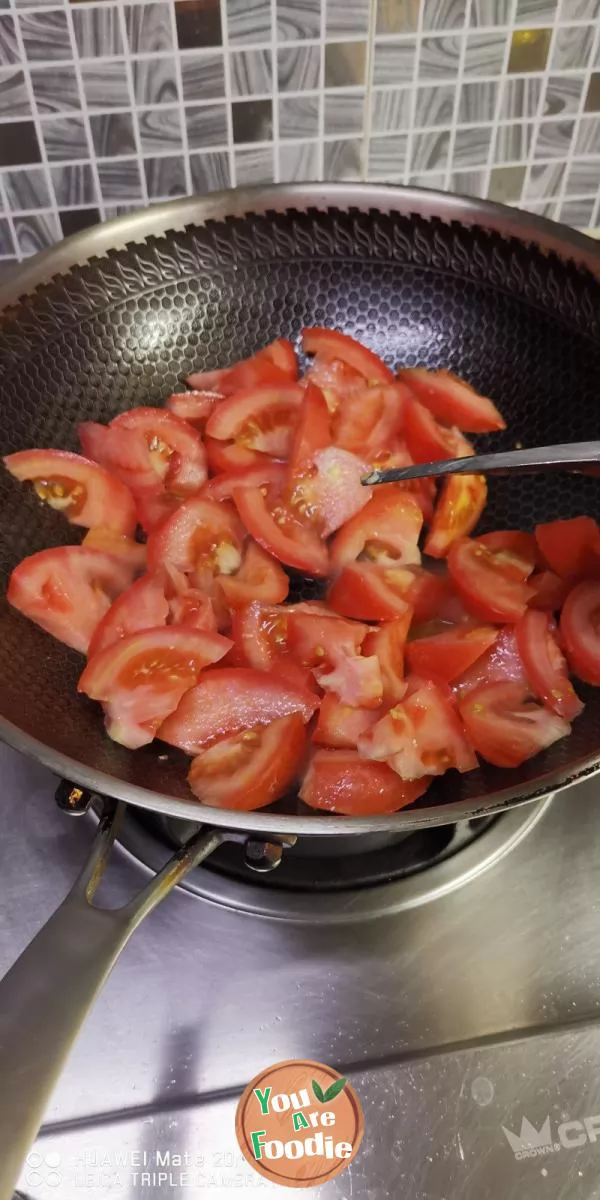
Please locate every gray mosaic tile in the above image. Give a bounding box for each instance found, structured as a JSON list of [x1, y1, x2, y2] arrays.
[[551, 25, 595, 72], [81, 61, 129, 110], [526, 160, 566, 198], [14, 211, 61, 257], [19, 10, 72, 62], [186, 101, 229, 148], [585, 73, 600, 112], [125, 3, 173, 54], [0, 14, 18, 66], [471, 0, 505, 23], [410, 129, 450, 172], [575, 115, 600, 155], [508, 28, 551, 73], [60, 208, 100, 237], [326, 0, 369, 38], [145, 154, 187, 197], [422, 0, 466, 30], [533, 119, 575, 159], [230, 48, 272, 97], [487, 164, 526, 204], [419, 35, 461, 80], [515, 0, 557, 20], [138, 105, 182, 152], [372, 39, 416, 86], [90, 112, 136, 158], [279, 94, 320, 138], [414, 83, 455, 128], [524, 198, 557, 218], [175, 0, 221, 49], [324, 89, 364, 136], [104, 204, 142, 219], [562, 0, 600, 15], [180, 51, 225, 102], [450, 169, 485, 196], [376, 0, 419, 34], [371, 87, 411, 134], [463, 30, 507, 77], [368, 133, 408, 179], [41, 115, 89, 162], [323, 137, 361, 179], [189, 149, 231, 191], [279, 140, 319, 181], [565, 159, 600, 195], [543, 74, 584, 117], [0, 68, 30, 117], [228, 0, 271, 45], [498, 76, 542, 121], [72, 6, 123, 59], [458, 80, 498, 124], [231, 97, 272, 143], [560, 197, 595, 226], [0, 121, 40, 167], [453, 124, 492, 167], [30, 64, 80, 114], [50, 161, 97, 206], [494, 120, 534, 162], [132, 55, 178, 106], [234, 144, 274, 184], [276, 0, 320, 41], [408, 170, 446, 188], [2, 165, 50, 211], [0, 216, 13, 256], [325, 41, 366, 87], [278, 45, 321, 92], [99, 156, 143, 200]]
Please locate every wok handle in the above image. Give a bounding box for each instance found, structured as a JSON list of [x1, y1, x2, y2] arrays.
[[0, 798, 225, 1200]]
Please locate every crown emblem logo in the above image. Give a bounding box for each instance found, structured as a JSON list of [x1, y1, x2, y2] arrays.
[[502, 1117, 553, 1155]]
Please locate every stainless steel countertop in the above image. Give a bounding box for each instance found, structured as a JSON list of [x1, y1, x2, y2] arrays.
[[3, 740, 600, 1199]]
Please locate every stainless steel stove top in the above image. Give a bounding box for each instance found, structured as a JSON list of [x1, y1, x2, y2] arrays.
[[4, 739, 600, 1200]]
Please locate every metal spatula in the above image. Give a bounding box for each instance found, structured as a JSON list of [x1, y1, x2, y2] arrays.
[[362, 441, 600, 486]]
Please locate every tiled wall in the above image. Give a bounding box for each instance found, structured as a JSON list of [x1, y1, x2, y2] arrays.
[[0, 0, 599, 265]]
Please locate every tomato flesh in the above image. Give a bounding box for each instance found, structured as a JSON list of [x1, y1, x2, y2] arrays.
[[331, 490, 423, 573], [560, 581, 600, 686], [328, 562, 413, 621], [399, 367, 505, 432], [363, 616, 411, 704], [188, 712, 306, 811], [216, 538, 289, 609], [287, 384, 331, 478], [515, 608, 583, 720], [448, 536, 536, 623], [147, 496, 244, 588], [4, 449, 137, 536], [535, 516, 600, 580], [458, 681, 570, 767], [359, 679, 477, 780], [232, 484, 329, 577], [80, 407, 206, 498], [313, 694, 380, 749], [425, 473, 488, 559], [302, 328, 393, 383], [300, 750, 429, 815], [406, 625, 499, 685], [206, 384, 304, 458], [167, 390, 222, 428]]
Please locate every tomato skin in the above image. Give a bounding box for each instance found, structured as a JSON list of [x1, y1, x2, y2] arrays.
[[187, 341, 295, 395], [330, 490, 423, 573], [82, 527, 147, 573], [159, 667, 319, 753], [334, 382, 406, 458], [204, 436, 267, 475], [205, 384, 304, 457], [287, 384, 331, 478], [300, 749, 430, 814], [560, 581, 600, 686], [363, 615, 411, 703], [399, 367, 505, 432], [233, 484, 329, 577], [88, 572, 170, 658], [188, 712, 306, 811], [359, 679, 477, 780], [478, 530, 539, 576], [535, 516, 600, 580], [312, 694, 380, 749], [515, 609, 583, 720], [302, 327, 393, 383], [458, 681, 570, 767], [7, 546, 134, 654], [328, 562, 413, 621], [448, 536, 536, 623], [528, 570, 570, 612], [202, 461, 285, 503], [146, 496, 244, 583], [425, 472, 488, 559], [452, 627, 527, 700], [406, 625, 499, 684], [80, 408, 206, 498], [403, 398, 471, 465], [216, 539, 289, 609], [4, 449, 137, 536]]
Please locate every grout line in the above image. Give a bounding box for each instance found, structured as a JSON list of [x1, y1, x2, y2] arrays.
[[269, 0, 280, 182], [480, 0, 517, 202], [359, 0, 378, 182], [316, 0, 325, 180], [521, 7, 562, 209], [554, 18, 600, 224], [217, 0, 236, 187], [442, 2, 472, 192], [165, 0, 192, 196], [115, 0, 149, 207], [400, 0, 425, 185], [9, 9, 61, 260], [0, 174, 20, 263], [63, 0, 106, 222]]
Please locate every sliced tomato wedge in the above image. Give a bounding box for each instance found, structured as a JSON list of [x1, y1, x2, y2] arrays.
[[136, 491, 182, 533], [424, 472, 488, 559], [452, 627, 527, 700], [330, 491, 423, 573], [312, 694, 380, 749], [4, 449, 137, 536], [458, 681, 570, 767], [363, 615, 411, 704], [399, 367, 505, 432], [232, 484, 329, 577], [263, 337, 298, 379], [528, 570, 570, 612], [535, 516, 600, 580], [287, 384, 331, 478], [560, 580, 600, 685], [286, 609, 382, 707], [478, 530, 539, 576], [79, 625, 231, 749], [206, 384, 304, 459], [302, 327, 393, 383], [448, 536, 536, 623], [309, 447, 372, 538], [515, 609, 583, 720], [333, 382, 405, 458], [166, 390, 222, 429], [368, 442, 436, 521], [88, 572, 170, 659], [230, 601, 289, 671], [146, 496, 244, 589], [80, 407, 206, 498], [202, 461, 286, 503], [359, 679, 477, 780], [165, 566, 218, 633], [188, 712, 306, 811], [7, 546, 134, 654], [406, 624, 499, 685], [159, 667, 318, 753], [303, 356, 365, 413], [216, 538, 289, 609], [82, 527, 147, 573], [300, 749, 430, 815], [403, 398, 473, 465], [204, 436, 268, 475], [187, 339, 296, 394], [328, 561, 412, 621]]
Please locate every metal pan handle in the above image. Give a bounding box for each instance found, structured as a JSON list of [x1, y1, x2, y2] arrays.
[[0, 797, 226, 1200]]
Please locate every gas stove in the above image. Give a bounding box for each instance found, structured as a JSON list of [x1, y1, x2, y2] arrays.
[[4, 738, 600, 1200]]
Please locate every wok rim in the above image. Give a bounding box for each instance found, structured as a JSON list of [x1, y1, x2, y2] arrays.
[[2, 182, 600, 836]]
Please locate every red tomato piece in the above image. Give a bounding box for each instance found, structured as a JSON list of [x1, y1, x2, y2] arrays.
[[369, 442, 436, 521], [88, 572, 170, 658], [399, 367, 505, 432], [166, 390, 222, 429], [528, 570, 570, 612], [82, 527, 147, 573], [515, 609, 583, 720], [328, 562, 412, 621], [286, 609, 382, 707], [406, 624, 499, 684], [187, 340, 296, 394], [362, 615, 411, 704], [359, 679, 477, 780], [165, 566, 218, 633], [403, 397, 473, 465], [188, 712, 306, 811], [535, 516, 600, 581], [330, 490, 423, 573], [287, 384, 331, 478], [312, 694, 380, 749], [159, 667, 318, 753], [458, 681, 570, 767], [452, 628, 527, 700], [425, 472, 488, 559], [560, 580, 600, 685], [203, 461, 286, 504], [302, 327, 393, 383], [7, 546, 135, 654], [230, 601, 289, 670], [261, 337, 298, 379], [136, 491, 182, 533], [80, 407, 206, 498], [4, 449, 137, 536], [309, 447, 372, 538], [334, 382, 406, 458], [300, 749, 430, 815], [216, 538, 289, 609], [79, 625, 231, 749], [303, 357, 365, 413], [206, 384, 304, 458], [478, 530, 539, 576], [204, 436, 268, 475], [232, 484, 329, 577], [146, 496, 244, 589], [448, 536, 536, 623]]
